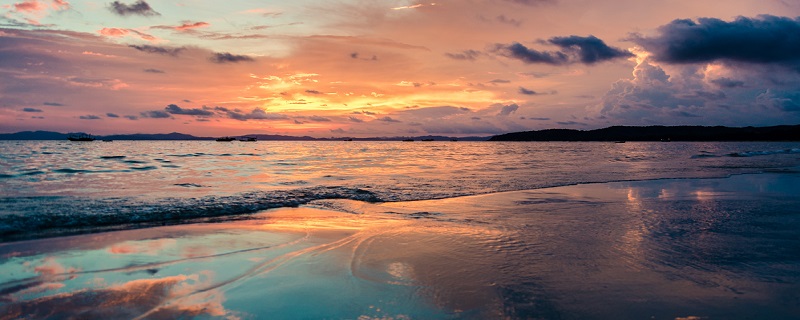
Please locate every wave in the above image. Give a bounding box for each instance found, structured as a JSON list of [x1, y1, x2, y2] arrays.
[[726, 148, 800, 157], [692, 148, 800, 159], [0, 186, 382, 242]]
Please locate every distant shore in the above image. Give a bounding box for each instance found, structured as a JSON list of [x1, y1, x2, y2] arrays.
[[490, 124, 800, 141], [3, 124, 800, 141]]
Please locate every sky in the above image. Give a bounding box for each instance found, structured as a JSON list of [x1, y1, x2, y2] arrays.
[[2, 0, 800, 137]]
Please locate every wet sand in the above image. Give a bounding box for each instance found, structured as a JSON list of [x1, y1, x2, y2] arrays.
[[1, 173, 799, 319]]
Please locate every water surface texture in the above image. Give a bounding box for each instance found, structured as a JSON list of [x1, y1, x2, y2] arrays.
[[1, 141, 799, 239]]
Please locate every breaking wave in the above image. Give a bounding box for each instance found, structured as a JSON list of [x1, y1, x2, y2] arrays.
[[0, 186, 381, 241]]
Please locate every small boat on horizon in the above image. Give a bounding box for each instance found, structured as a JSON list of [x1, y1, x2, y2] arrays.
[[239, 137, 257, 142], [67, 133, 95, 141], [402, 139, 414, 142], [216, 137, 236, 142]]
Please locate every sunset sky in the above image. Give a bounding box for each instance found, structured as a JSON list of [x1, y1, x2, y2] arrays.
[[2, 0, 800, 137]]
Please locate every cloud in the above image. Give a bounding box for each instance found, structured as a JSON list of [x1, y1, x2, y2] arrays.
[[493, 35, 632, 65], [493, 42, 568, 65], [489, 79, 511, 84], [709, 77, 745, 88], [215, 107, 288, 121], [100, 28, 158, 42], [308, 115, 331, 122], [495, 15, 522, 27], [143, 68, 165, 73], [124, 115, 138, 120], [209, 52, 254, 63], [109, 0, 160, 17], [79, 114, 101, 120], [305, 89, 322, 95], [22, 107, 43, 112], [498, 104, 519, 116], [14, 0, 45, 12], [43, 102, 64, 106], [518, 87, 537, 95], [348, 116, 364, 123], [445, 50, 481, 61], [106, 113, 119, 118], [140, 110, 171, 118], [377, 116, 401, 123], [597, 47, 800, 126], [129, 45, 184, 56], [165, 104, 214, 116], [548, 35, 634, 64], [152, 21, 210, 32], [633, 15, 800, 65], [556, 121, 588, 126]]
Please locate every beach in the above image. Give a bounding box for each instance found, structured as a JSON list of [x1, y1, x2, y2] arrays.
[[2, 172, 798, 319]]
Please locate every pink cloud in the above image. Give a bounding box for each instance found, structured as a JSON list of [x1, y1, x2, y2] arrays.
[[52, 0, 69, 10], [174, 21, 209, 31], [99, 27, 129, 37], [14, 0, 45, 12], [98, 28, 159, 42]]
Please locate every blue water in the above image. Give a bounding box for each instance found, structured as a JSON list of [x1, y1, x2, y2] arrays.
[[1, 140, 799, 240]]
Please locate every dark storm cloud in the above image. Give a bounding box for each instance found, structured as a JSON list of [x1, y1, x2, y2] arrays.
[[109, 1, 160, 17], [519, 87, 537, 95], [22, 108, 43, 112], [129, 45, 184, 56], [493, 42, 568, 65], [444, 50, 481, 61], [210, 52, 254, 63], [494, 35, 632, 65], [164, 104, 214, 116], [106, 113, 119, 118], [79, 115, 102, 120], [548, 35, 634, 64], [634, 15, 800, 65], [140, 110, 171, 118], [710, 78, 745, 88], [43, 102, 65, 106]]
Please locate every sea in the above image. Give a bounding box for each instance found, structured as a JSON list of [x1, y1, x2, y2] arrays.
[[1, 140, 800, 319], [1, 140, 799, 240]]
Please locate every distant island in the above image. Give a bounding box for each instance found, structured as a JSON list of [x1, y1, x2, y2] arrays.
[[0, 131, 489, 141], [489, 125, 800, 142], [4, 125, 800, 141]]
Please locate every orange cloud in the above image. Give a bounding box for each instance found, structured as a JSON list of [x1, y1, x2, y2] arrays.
[[175, 21, 210, 31]]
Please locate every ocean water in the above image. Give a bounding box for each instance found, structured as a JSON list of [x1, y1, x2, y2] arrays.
[[1, 140, 799, 240], [1, 141, 800, 319]]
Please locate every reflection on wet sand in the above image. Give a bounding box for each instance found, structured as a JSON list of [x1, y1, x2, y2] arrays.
[[1, 173, 799, 319]]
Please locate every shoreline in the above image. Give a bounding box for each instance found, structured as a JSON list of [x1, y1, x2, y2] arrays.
[[2, 172, 799, 319]]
